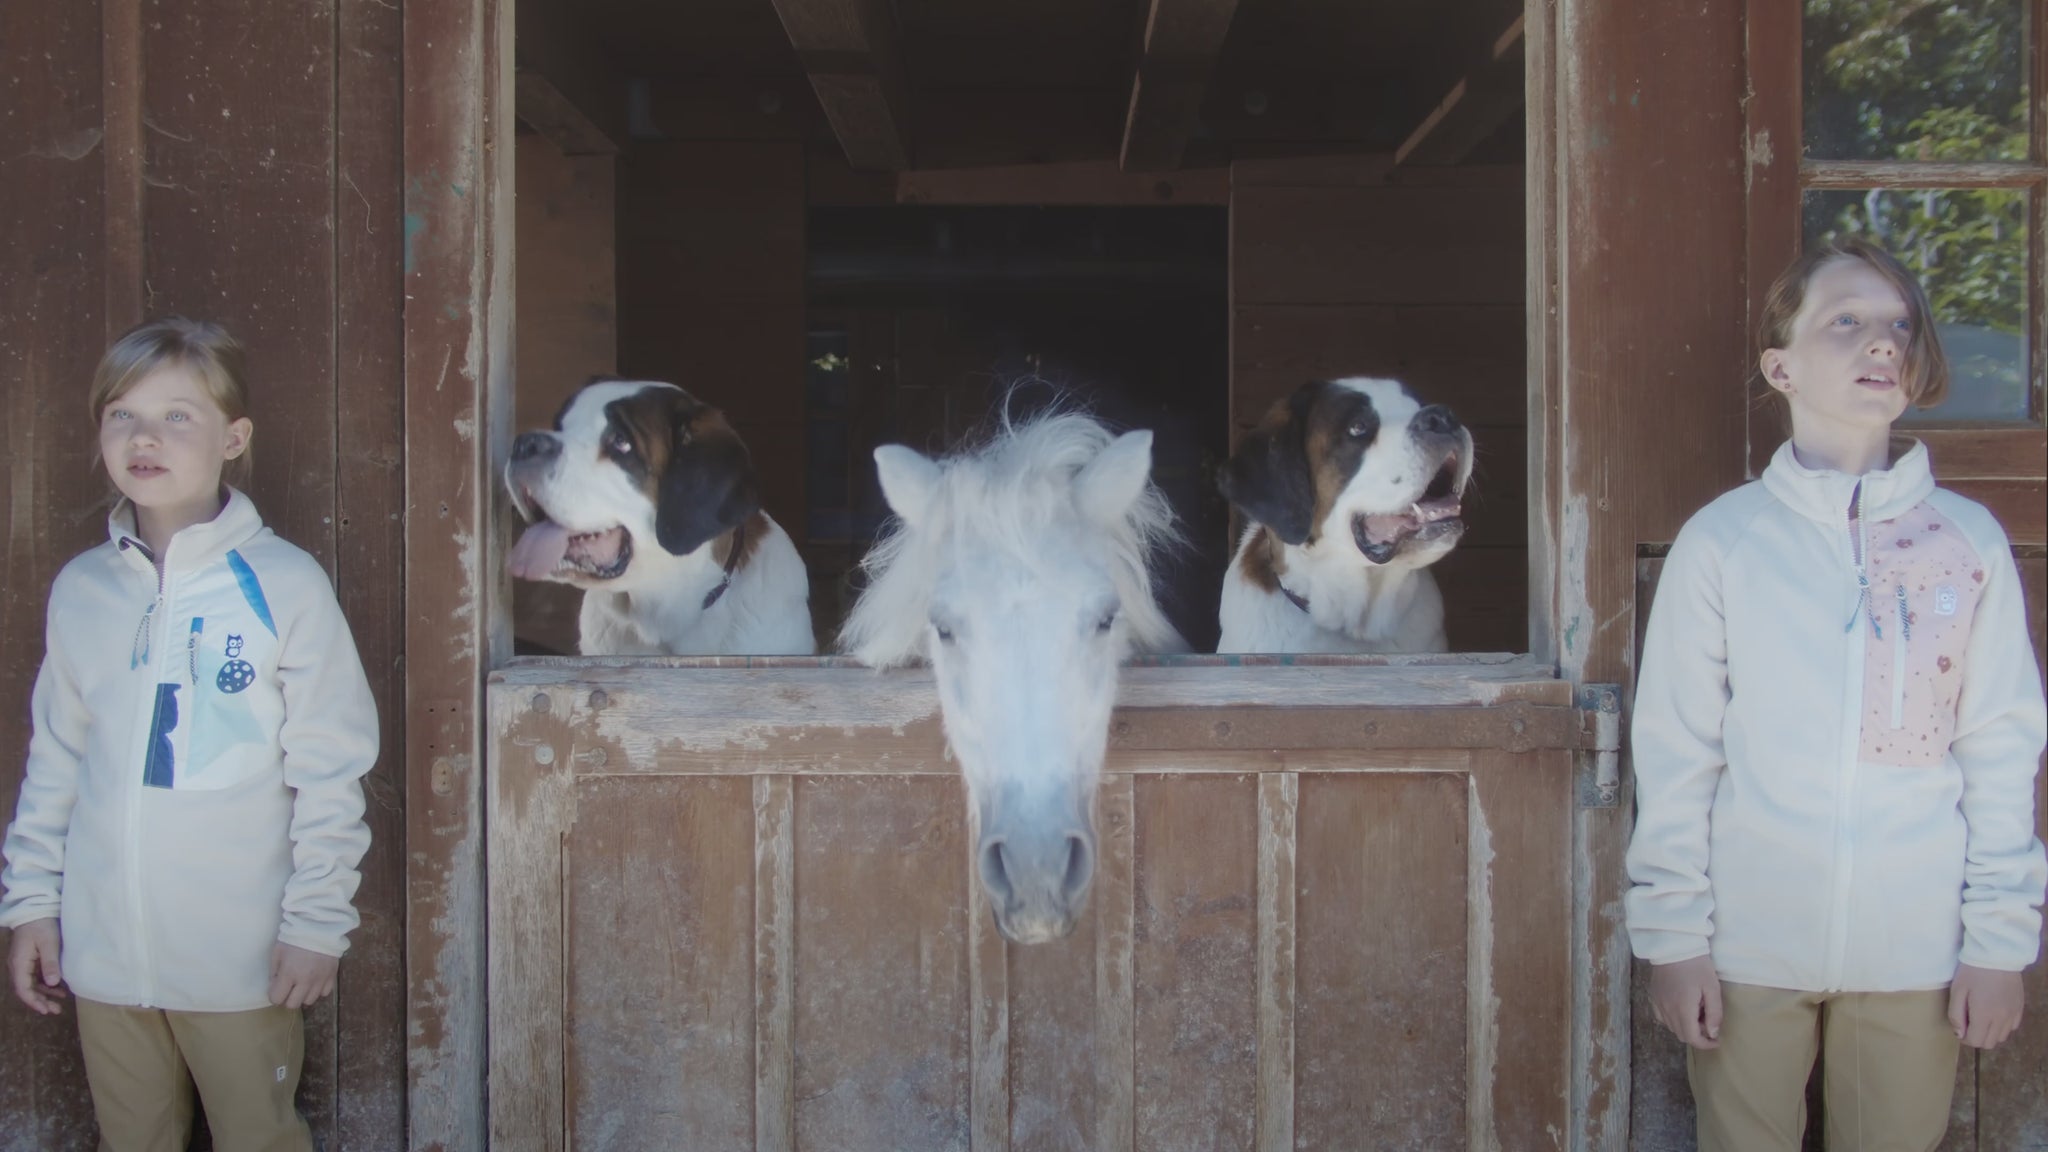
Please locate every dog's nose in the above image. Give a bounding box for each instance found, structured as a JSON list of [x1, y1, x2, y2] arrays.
[[1414, 405, 1461, 436], [511, 432, 560, 462]]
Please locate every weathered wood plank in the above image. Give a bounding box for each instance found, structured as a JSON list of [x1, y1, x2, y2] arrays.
[[767, 0, 911, 170], [1133, 774, 1258, 1152], [0, 0, 109, 1144], [1118, 0, 1241, 172], [792, 776, 972, 1148], [565, 776, 755, 1149], [1469, 749, 1573, 1148], [755, 775, 795, 1152], [1231, 184, 1524, 307], [1096, 775, 1138, 1152], [403, 0, 509, 1142], [485, 691, 577, 1151], [1293, 771, 1469, 1149], [970, 816, 1010, 1152], [1231, 304, 1527, 431], [335, 0, 408, 1142], [1253, 773, 1297, 1152]]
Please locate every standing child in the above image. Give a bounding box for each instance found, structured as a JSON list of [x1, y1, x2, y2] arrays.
[[1, 318, 377, 1151], [1625, 240, 2047, 1152]]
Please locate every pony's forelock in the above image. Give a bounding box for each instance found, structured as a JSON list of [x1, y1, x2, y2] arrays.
[[840, 407, 1181, 667]]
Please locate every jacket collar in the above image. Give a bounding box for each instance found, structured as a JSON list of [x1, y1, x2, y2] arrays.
[[1762, 437, 1933, 525], [108, 486, 266, 575]]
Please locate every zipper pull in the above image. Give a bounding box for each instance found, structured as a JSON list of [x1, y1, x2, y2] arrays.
[[186, 617, 203, 684], [1896, 585, 1910, 641], [131, 599, 158, 670]]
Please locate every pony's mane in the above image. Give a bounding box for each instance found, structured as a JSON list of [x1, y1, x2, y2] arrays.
[[840, 407, 1183, 668]]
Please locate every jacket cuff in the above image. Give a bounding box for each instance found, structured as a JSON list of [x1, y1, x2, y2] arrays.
[[0, 898, 61, 930], [277, 926, 351, 959], [1628, 926, 1713, 966]]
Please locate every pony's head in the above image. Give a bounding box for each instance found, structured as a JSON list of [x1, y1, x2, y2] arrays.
[[842, 410, 1182, 943]]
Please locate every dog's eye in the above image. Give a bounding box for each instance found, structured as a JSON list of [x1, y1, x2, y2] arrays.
[[605, 430, 634, 456], [1346, 420, 1372, 439]]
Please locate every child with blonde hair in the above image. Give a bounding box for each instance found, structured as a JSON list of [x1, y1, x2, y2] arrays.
[[2, 317, 378, 1151]]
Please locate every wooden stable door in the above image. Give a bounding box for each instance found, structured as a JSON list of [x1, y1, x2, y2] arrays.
[[485, 657, 1604, 1151]]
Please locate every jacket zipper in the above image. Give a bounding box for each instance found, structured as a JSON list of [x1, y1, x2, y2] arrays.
[[120, 537, 171, 1008], [1825, 483, 1869, 991], [1890, 584, 1909, 728]]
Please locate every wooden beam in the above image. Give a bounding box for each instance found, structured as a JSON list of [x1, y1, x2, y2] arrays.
[[1119, 0, 1241, 172], [514, 0, 625, 155], [1395, 15, 1526, 168], [767, 0, 911, 171], [515, 68, 617, 157]]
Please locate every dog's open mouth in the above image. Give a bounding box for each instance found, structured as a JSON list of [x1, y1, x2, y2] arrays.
[[509, 519, 634, 581], [1351, 452, 1466, 563]]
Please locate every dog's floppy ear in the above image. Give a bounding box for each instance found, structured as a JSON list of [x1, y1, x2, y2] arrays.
[[654, 403, 762, 557], [1220, 384, 1319, 545]]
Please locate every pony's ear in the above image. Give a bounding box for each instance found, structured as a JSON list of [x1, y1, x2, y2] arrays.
[[1220, 390, 1316, 545], [654, 409, 760, 557], [874, 444, 942, 529], [1075, 429, 1153, 528]]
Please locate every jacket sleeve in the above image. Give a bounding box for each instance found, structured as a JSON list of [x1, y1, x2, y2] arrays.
[[1623, 516, 1731, 965], [273, 565, 379, 958], [0, 586, 90, 928], [1950, 524, 2047, 972]]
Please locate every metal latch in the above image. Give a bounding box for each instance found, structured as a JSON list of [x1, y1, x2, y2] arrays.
[[1575, 683, 1624, 808]]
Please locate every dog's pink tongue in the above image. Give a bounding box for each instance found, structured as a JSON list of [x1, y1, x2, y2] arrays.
[[1361, 512, 1415, 544], [508, 521, 571, 580]]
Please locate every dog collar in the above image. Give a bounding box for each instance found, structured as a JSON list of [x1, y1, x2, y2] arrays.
[[701, 519, 747, 610], [1280, 583, 1310, 614]]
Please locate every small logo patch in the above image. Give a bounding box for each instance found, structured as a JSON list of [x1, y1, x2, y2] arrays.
[[1935, 586, 1958, 616], [275, 1065, 288, 1083], [216, 634, 256, 693]]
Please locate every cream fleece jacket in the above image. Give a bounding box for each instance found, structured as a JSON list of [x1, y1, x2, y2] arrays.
[[0, 489, 377, 1011], [1626, 440, 2046, 992]]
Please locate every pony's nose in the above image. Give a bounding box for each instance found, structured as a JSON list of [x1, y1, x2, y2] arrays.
[[512, 431, 560, 462], [980, 831, 1095, 944]]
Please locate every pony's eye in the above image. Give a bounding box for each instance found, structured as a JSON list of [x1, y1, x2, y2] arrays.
[[1096, 611, 1117, 634], [933, 623, 955, 644]]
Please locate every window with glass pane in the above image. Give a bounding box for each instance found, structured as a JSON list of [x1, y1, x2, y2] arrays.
[[1802, 0, 2031, 162], [1803, 189, 2031, 421]]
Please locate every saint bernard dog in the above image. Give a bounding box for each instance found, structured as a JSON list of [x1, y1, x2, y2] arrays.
[[504, 378, 815, 655], [1217, 377, 1473, 653]]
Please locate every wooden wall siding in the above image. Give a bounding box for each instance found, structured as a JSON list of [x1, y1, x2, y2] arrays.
[[1229, 162, 1528, 655], [403, 0, 511, 1145], [1541, 2, 1752, 1149], [485, 660, 1579, 1152], [513, 136, 618, 655], [0, 1, 111, 1147], [0, 0, 407, 1146], [1629, 557, 2048, 1150], [616, 140, 809, 557]]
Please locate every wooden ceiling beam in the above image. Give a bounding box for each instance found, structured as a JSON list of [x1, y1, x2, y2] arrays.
[[767, 0, 912, 171], [514, 0, 624, 155], [1118, 0, 1242, 172], [1394, 14, 1526, 168]]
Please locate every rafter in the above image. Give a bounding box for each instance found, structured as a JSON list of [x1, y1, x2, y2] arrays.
[[768, 0, 912, 171], [1118, 0, 1241, 172], [1395, 15, 1526, 168]]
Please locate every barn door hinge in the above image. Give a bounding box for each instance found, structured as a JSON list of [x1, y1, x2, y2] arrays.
[[1574, 683, 1624, 809]]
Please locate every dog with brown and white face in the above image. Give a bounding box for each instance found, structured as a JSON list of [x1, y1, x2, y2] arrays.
[[504, 379, 815, 655], [1217, 377, 1473, 653]]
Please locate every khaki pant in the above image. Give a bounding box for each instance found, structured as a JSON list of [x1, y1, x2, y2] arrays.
[[75, 998, 312, 1152], [1689, 982, 1959, 1152]]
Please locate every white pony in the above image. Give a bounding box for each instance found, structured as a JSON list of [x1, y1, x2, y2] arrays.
[[842, 409, 1186, 944]]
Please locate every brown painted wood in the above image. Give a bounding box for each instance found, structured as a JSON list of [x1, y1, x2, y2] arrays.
[[334, 0, 408, 1143], [1118, 0, 1241, 172], [1132, 773, 1258, 1152], [767, 0, 912, 170], [1551, 5, 1752, 1151], [1525, 0, 1563, 668], [1917, 427, 2048, 481], [1293, 771, 1469, 1149], [512, 0, 624, 155], [514, 69, 619, 158], [486, 692, 575, 1151], [1470, 749, 1573, 1147], [0, 0, 110, 1144], [1253, 772, 1297, 1152], [1231, 185, 1524, 307], [403, 0, 507, 1143], [1801, 160, 2048, 188], [792, 775, 973, 1148], [1395, 16, 1526, 169], [102, 0, 142, 333], [1096, 774, 1139, 1152], [755, 775, 797, 1152], [565, 776, 757, 1148], [894, 161, 1230, 206], [1947, 479, 2047, 546], [1231, 305, 1527, 430]]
